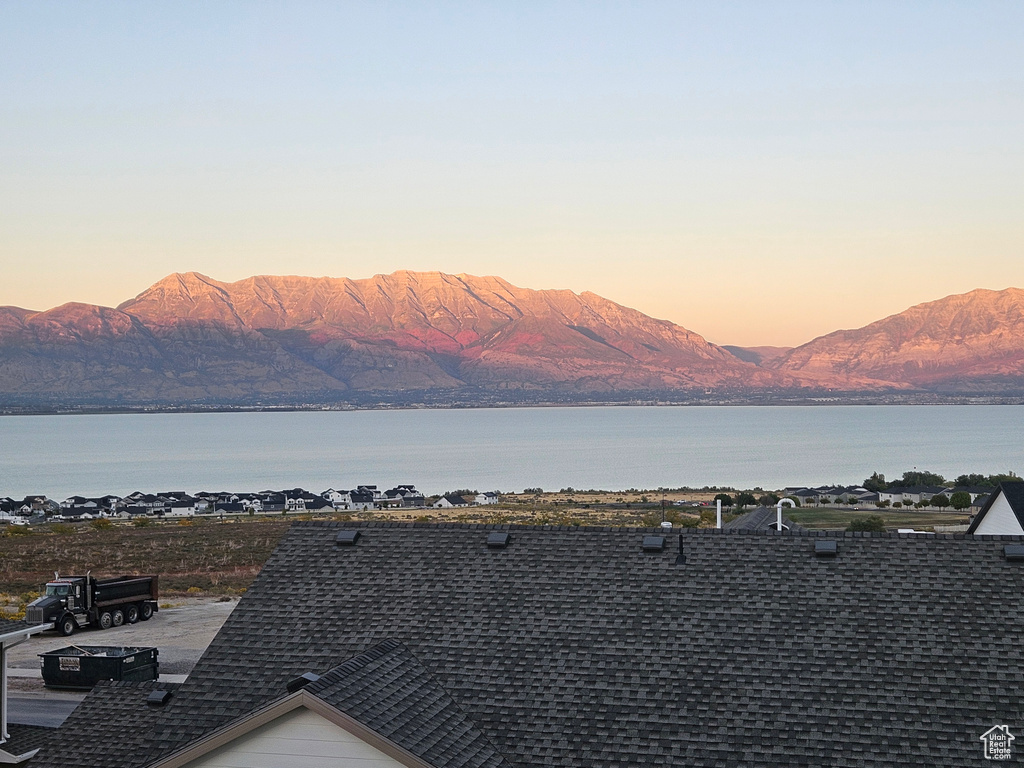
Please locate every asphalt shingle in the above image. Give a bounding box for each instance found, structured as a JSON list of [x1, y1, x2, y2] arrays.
[[33, 523, 1024, 767]]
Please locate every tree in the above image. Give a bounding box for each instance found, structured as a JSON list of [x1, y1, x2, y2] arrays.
[[847, 515, 886, 532], [735, 492, 757, 509], [931, 493, 950, 510], [896, 470, 946, 488], [758, 493, 781, 506], [955, 473, 991, 488], [713, 493, 733, 507], [863, 472, 887, 492], [949, 491, 972, 511]]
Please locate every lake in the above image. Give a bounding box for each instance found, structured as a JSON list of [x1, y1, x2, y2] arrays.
[[0, 405, 1022, 499]]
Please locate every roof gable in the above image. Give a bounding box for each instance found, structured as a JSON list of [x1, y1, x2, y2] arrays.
[[151, 696, 431, 768], [150, 640, 508, 768], [967, 482, 1024, 534]]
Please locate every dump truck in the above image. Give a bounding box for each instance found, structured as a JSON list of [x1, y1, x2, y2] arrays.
[[25, 572, 159, 636]]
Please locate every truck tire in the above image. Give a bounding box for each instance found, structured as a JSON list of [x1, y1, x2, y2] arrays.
[[58, 615, 77, 637], [98, 611, 113, 630], [112, 609, 125, 627], [125, 604, 139, 624], [140, 603, 154, 621]]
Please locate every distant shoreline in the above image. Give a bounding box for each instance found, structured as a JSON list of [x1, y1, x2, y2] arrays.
[[3, 392, 1024, 416]]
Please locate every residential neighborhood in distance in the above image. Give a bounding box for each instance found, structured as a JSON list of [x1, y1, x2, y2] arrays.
[[0, 484, 503, 525]]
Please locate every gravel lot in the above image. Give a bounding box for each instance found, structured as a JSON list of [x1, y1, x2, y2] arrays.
[[6, 597, 237, 692]]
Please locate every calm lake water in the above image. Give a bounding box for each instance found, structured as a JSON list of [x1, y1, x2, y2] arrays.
[[1, 406, 1022, 499]]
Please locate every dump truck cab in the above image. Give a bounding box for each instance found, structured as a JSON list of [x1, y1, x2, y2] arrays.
[[28, 578, 89, 627]]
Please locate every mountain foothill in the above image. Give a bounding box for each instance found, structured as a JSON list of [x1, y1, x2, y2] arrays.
[[1, 271, 1023, 406]]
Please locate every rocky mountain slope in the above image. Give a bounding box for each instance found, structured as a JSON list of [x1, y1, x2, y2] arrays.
[[0, 271, 778, 405], [770, 288, 1024, 391], [2, 274, 1022, 406]]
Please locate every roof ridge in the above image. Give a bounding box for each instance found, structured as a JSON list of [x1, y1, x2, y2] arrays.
[[309, 520, 995, 538]]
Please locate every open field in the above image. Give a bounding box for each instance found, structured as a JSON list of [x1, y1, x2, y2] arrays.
[[786, 508, 971, 530], [0, 518, 291, 596]]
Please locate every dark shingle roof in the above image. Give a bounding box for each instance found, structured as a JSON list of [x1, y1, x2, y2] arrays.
[[303, 639, 511, 768], [32, 682, 180, 768], [723, 505, 805, 532], [0, 724, 55, 757], [37, 523, 1024, 767]]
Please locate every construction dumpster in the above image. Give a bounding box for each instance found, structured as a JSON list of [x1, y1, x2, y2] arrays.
[[39, 645, 158, 689]]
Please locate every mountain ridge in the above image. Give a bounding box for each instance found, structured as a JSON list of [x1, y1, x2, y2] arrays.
[[2, 272, 1023, 405]]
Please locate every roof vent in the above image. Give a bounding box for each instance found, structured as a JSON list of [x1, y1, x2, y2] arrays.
[[660, 521, 673, 531], [486, 532, 510, 549], [1004, 544, 1024, 561], [643, 535, 665, 552], [815, 540, 838, 557], [286, 672, 321, 693], [147, 689, 173, 707], [674, 534, 686, 565], [336, 530, 361, 547]]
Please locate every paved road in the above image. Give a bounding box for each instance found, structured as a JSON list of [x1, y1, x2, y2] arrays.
[[7, 694, 84, 727]]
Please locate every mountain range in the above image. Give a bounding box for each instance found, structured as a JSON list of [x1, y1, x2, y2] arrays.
[[1, 271, 1023, 407]]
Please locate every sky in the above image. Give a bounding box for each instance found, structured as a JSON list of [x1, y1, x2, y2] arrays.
[[1, 2, 1023, 347]]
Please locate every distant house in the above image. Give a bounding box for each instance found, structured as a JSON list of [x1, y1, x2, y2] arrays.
[[213, 502, 246, 515], [55, 508, 95, 521], [878, 485, 950, 506], [434, 494, 470, 509], [260, 493, 287, 513], [326, 488, 376, 511], [165, 500, 197, 517], [304, 497, 334, 513], [967, 482, 1024, 535], [384, 486, 426, 508], [475, 492, 500, 506]]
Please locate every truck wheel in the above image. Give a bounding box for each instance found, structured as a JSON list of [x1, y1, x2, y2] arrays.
[[125, 605, 139, 624], [58, 615, 77, 636], [140, 603, 154, 621], [98, 611, 113, 630], [112, 609, 125, 627]]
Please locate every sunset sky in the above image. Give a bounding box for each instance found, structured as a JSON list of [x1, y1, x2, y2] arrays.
[[2, 2, 1022, 347]]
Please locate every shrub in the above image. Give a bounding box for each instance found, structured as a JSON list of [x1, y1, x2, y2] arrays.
[[90, 518, 113, 530], [132, 517, 151, 528], [50, 523, 75, 536], [847, 516, 886, 532]]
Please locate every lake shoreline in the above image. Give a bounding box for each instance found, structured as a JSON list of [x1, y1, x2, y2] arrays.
[[3, 392, 1024, 417]]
